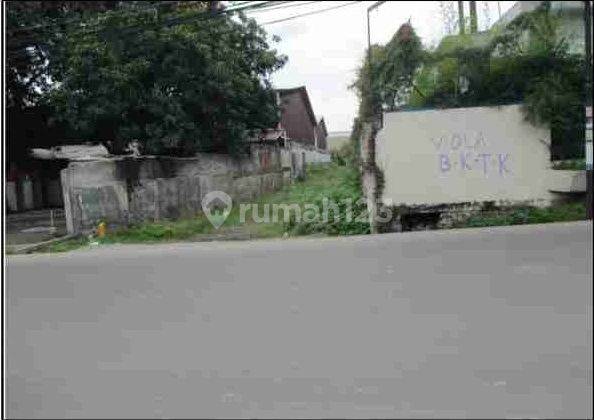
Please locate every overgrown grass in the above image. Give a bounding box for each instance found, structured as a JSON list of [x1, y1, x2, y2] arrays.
[[30, 165, 587, 255], [224, 162, 369, 236], [206, 162, 369, 238], [459, 202, 587, 228], [282, 165, 369, 236], [34, 236, 91, 254], [100, 217, 214, 243], [33, 163, 368, 253]]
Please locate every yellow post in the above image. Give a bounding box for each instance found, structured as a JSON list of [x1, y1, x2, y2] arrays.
[[96, 222, 107, 238]]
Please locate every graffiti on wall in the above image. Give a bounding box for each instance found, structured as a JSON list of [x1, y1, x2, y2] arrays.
[[430, 131, 511, 177]]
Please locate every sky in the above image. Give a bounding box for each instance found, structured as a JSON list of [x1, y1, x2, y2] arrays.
[[248, 1, 516, 133]]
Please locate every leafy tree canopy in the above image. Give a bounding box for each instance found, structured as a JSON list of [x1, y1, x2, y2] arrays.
[[352, 3, 586, 159], [415, 2, 585, 159], [6, 1, 118, 110], [350, 22, 424, 119], [7, 2, 287, 156]]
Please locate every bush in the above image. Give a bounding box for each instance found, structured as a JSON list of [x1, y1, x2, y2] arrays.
[[461, 202, 586, 228], [331, 140, 357, 166], [551, 159, 587, 170], [284, 164, 370, 236], [410, 4, 585, 160]]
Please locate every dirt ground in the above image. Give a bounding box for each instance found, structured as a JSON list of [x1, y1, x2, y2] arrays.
[[5, 208, 67, 246]]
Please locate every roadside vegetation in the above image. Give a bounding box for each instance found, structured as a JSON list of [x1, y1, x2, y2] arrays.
[[456, 202, 586, 228], [341, 2, 588, 234], [551, 159, 587, 170], [35, 162, 368, 253], [9, 2, 589, 257], [7, 2, 287, 157], [351, 2, 586, 160], [27, 169, 588, 254]]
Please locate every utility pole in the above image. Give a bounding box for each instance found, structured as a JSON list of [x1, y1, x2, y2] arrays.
[[584, 0, 593, 219], [469, 1, 478, 33], [366, 0, 386, 124], [365, 1, 386, 234], [458, 1, 465, 35], [367, 1, 386, 117]]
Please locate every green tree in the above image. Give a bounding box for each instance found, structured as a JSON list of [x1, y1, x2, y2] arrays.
[[6, 1, 117, 110], [6, 2, 122, 166], [410, 3, 585, 158], [378, 22, 424, 110], [351, 23, 424, 118], [350, 44, 386, 121], [48, 2, 286, 155]]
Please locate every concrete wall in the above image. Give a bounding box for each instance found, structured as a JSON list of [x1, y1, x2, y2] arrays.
[[303, 148, 331, 165], [287, 140, 331, 165], [547, 170, 587, 193], [6, 182, 18, 212], [61, 145, 288, 234], [375, 104, 553, 207], [5, 179, 52, 213], [20, 179, 35, 211]]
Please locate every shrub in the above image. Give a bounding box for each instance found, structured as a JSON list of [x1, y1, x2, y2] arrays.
[[284, 165, 370, 236], [462, 202, 586, 228]]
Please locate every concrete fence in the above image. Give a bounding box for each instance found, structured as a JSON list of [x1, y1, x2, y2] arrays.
[[367, 104, 588, 231], [375, 104, 557, 207], [286, 140, 331, 165], [60, 144, 307, 234], [5, 178, 63, 213]]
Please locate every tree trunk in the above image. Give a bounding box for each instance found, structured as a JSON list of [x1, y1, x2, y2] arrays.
[[469, 1, 478, 33], [458, 1, 465, 35]]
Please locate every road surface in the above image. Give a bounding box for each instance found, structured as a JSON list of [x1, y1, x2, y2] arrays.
[[6, 222, 593, 418]]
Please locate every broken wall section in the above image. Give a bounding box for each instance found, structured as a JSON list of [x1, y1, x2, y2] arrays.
[[60, 145, 290, 234]]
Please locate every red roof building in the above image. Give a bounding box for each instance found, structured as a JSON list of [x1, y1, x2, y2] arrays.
[[275, 86, 327, 150]]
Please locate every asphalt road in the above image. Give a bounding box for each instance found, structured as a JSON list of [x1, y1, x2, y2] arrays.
[[6, 222, 593, 418]]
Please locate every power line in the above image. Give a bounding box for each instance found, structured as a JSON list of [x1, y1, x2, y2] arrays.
[[7, 1, 273, 36], [6, 1, 291, 54], [260, 1, 363, 25], [7, 1, 354, 40], [245, 1, 320, 14], [7, 1, 363, 53], [7, 1, 181, 34]]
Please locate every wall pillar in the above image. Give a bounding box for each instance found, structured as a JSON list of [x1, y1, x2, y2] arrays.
[[6, 182, 18, 212], [360, 120, 381, 234], [21, 178, 35, 211], [60, 166, 75, 234]]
